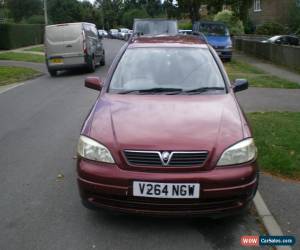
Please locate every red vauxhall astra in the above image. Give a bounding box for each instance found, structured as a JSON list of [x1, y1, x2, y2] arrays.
[[77, 35, 258, 217]]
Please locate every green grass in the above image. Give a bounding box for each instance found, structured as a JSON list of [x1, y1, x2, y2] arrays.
[[24, 45, 44, 52], [0, 66, 42, 86], [247, 112, 300, 180], [0, 52, 45, 63], [225, 60, 300, 89]]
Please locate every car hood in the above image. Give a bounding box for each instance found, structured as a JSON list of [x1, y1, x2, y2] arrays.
[[86, 94, 244, 158], [206, 36, 231, 47]]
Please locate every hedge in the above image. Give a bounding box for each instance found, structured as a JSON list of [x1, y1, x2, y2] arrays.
[[0, 23, 44, 50]]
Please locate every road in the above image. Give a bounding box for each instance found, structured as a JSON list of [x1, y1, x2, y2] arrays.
[[0, 39, 264, 250]]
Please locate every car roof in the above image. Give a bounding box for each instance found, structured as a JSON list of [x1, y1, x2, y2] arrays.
[[128, 35, 208, 48]]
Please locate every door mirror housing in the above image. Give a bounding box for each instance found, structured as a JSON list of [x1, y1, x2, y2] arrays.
[[85, 77, 103, 91], [233, 79, 248, 92]]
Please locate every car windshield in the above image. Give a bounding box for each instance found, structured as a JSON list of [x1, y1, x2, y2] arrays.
[[109, 47, 225, 94], [200, 23, 229, 36], [133, 20, 178, 35]]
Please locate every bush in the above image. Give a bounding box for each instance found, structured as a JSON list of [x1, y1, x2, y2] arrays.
[[255, 22, 287, 35], [122, 9, 149, 29], [26, 15, 45, 24], [0, 23, 44, 50], [178, 20, 192, 30], [213, 10, 244, 35]]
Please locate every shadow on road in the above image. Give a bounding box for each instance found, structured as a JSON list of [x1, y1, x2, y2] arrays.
[[82, 205, 259, 250]]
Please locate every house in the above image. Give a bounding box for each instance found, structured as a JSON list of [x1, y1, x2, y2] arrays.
[[249, 0, 300, 26]]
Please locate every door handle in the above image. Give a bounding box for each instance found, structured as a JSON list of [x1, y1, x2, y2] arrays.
[[66, 44, 72, 48]]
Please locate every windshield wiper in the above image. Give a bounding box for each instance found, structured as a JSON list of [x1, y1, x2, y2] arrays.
[[183, 87, 225, 94], [117, 88, 183, 94]]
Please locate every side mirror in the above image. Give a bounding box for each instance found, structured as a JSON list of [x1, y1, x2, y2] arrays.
[[85, 76, 103, 91], [233, 79, 248, 92]]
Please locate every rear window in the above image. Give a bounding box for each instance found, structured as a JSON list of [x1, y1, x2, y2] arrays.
[[46, 24, 82, 42], [109, 47, 225, 92], [196, 23, 229, 37]]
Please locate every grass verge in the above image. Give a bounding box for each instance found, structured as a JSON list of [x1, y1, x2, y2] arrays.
[[0, 66, 42, 86], [247, 112, 300, 180], [24, 45, 44, 52], [0, 52, 44, 63], [225, 60, 300, 89]]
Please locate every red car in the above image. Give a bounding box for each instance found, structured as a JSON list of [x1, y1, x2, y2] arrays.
[[77, 35, 258, 217]]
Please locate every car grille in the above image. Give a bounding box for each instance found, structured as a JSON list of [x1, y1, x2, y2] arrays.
[[124, 150, 208, 167], [213, 46, 225, 49]]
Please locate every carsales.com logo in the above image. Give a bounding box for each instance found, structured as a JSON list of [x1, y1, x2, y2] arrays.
[[241, 235, 295, 247]]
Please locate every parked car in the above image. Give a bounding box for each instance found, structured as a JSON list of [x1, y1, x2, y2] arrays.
[[262, 35, 299, 46], [118, 28, 130, 40], [178, 29, 193, 35], [77, 35, 258, 217], [98, 29, 108, 38], [109, 29, 119, 39], [45, 22, 105, 76], [133, 18, 178, 36], [193, 21, 232, 61]]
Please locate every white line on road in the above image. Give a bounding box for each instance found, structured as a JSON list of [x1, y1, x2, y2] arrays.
[[254, 191, 292, 250], [0, 82, 25, 95]]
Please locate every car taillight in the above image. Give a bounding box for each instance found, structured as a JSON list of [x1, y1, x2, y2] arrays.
[[82, 31, 87, 54]]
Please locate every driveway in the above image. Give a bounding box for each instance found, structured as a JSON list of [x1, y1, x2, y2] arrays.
[[0, 39, 265, 250]]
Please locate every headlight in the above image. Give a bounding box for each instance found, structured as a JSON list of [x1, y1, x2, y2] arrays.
[[77, 135, 115, 163], [217, 138, 257, 166]]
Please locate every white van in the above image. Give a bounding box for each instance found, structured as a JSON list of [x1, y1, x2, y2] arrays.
[[45, 22, 105, 76]]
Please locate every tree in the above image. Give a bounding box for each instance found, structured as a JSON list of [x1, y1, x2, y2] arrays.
[[96, 0, 123, 29], [288, 1, 300, 33], [48, 0, 83, 24], [177, 0, 202, 23], [122, 8, 149, 28], [214, 10, 244, 35], [7, 0, 42, 22]]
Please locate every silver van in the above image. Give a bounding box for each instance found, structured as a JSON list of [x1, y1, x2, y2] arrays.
[[45, 22, 105, 76]]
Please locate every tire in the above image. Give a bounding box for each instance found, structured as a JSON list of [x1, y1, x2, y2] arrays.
[[48, 69, 57, 77], [81, 199, 97, 210], [88, 55, 96, 72]]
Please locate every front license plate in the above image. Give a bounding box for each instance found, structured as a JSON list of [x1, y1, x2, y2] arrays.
[[133, 181, 200, 199], [50, 58, 63, 64]]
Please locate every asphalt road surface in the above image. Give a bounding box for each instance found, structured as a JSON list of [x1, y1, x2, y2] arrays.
[[0, 39, 264, 250]]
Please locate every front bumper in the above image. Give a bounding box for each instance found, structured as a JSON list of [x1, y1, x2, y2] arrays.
[[77, 159, 258, 216], [215, 48, 232, 59]]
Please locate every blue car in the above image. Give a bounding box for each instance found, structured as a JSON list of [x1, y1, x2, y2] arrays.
[[193, 21, 232, 61]]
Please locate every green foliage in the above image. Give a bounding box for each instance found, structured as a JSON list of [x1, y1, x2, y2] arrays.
[[48, 0, 83, 24], [26, 15, 45, 24], [0, 66, 41, 86], [122, 9, 149, 29], [7, 0, 42, 23], [288, 2, 300, 33], [255, 22, 287, 35], [0, 23, 44, 49], [225, 59, 300, 89], [248, 112, 300, 180], [177, 0, 202, 22], [178, 20, 192, 30], [213, 10, 244, 35]]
